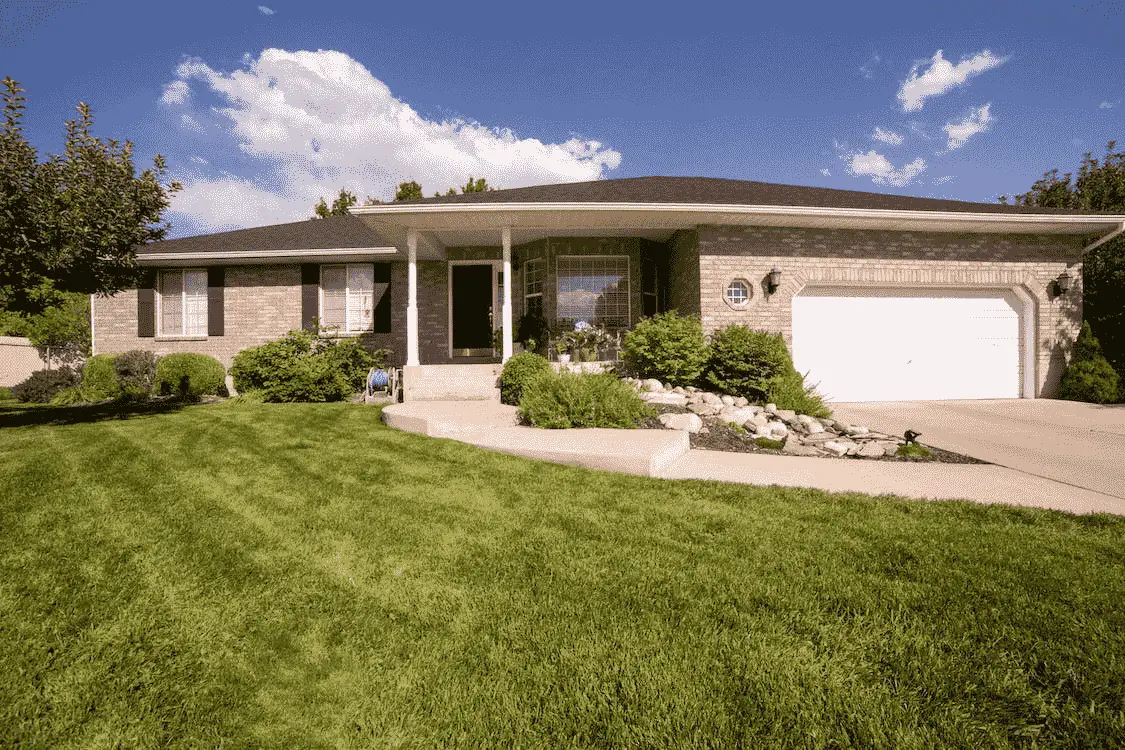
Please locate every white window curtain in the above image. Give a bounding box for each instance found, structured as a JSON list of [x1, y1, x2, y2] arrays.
[[158, 269, 207, 336], [321, 264, 374, 333]]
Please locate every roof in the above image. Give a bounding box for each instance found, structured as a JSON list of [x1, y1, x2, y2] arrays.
[[141, 214, 393, 255], [396, 176, 1088, 215]]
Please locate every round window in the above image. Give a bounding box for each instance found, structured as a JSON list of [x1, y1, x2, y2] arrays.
[[724, 279, 750, 307]]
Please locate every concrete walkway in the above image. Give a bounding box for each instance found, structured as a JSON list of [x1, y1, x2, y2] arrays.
[[381, 401, 1125, 516]]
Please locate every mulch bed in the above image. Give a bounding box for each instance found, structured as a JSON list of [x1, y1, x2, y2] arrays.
[[643, 404, 987, 464]]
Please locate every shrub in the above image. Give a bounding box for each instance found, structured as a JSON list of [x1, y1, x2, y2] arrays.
[[518, 371, 654, 428], [12, 367, 80, 403], [766, 371, 832, 419], [755, 437, 785, 451], [81, 354, 121, 400], [50, 387, 94, 406], [704, 326, 795, 403], [621, 311, 709, 386], [897, 444, 932, 458], [230, 330, 379, 403], [1058, 321, 1120, 404], [114, 350, 158, 399], [154, 353, 227, 398], [499, 352, 553, 405], [0, 386, 14, 403]]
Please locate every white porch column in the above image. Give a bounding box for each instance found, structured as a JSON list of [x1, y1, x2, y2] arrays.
[[406, 228, 420, 366], [501, 226, 513, 362]]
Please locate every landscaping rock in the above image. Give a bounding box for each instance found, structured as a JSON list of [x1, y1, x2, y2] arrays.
[[720, 395, 736, 406], [672, 386, 687, 394], [640, 392, 688, 406], [719, 406, 755, 426], [765, 403, 778, 414], [783, 437, 821, 456], [767, 421, 789, 439], [882, 442, 901, 457], [643, 378, 664, 393], [734, 396, 749, 407], [689, 402, 720, 416], [844, 424, 870, 437], [776, 409, 798, 423], [822, 440, 850, 457], [800, 431, 836, 443], [805, 421, 825, 435], [749, 413, 771, 430], [659, 412, 703, 433], [702, 392, 724, 407], [685, 386, 700, 393], [856, 443, 886, 458]]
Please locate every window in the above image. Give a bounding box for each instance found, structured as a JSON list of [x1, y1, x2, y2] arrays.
[[556, 255, 629, 327], [158, 269, 207, 336], [320, 264, 374, 333], [725, 279, 750, 308], [523, 257, 544, 319]]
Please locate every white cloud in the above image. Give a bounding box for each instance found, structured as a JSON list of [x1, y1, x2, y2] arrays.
[[164, 48, 623, 232], [872, 126, 904, 146], [1099, 101, 1114, 109], [258, 5, 274, 14], [859, 53, 880, 79], [897, 49, 1008, 112], [189, 155, 208, 165], [160, 80, 190, 106], [943, 103, 993, 149], [932, 175, 953, 185], [844, 150, 926, 186], [179, 113, 206, 134], [820, 168, 831, 177]]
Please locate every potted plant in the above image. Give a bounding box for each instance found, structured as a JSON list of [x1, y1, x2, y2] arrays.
[[572, 321, 611, 362], [555, 338, 571, 364]]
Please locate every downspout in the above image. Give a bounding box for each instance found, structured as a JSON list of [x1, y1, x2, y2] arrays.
[[1084, 220, 1125, 254]]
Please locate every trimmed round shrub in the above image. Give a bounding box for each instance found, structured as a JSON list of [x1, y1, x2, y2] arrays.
[[621, 311, 709, 386], [518, 371, 654, 428], [499, 351, 552, 405], [703, 326, 794, 403], [231, 330, 381, 403], [1058, 321, 1120, 404], [12, 367, 80, 403], [114, 350, 158, 399], [154, 353, 227, 398], [81, 354, 121, 400]]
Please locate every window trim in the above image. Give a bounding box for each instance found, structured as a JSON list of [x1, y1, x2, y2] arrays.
[[724, 278, 752, 309], [156, 268, 209, 339], [319, 263, 375, 335], [523, 257, 545, 306], [554, 254, 631, 327]]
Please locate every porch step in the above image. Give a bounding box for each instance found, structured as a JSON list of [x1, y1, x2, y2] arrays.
[[402, 364, 502, 402]]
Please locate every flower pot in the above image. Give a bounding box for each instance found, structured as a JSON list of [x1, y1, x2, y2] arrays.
[[558, 353, 571, 364]]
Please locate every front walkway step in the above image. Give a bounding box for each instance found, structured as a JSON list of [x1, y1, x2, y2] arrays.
[[381, 401, 689, 477], [402, 364, 501, 402]]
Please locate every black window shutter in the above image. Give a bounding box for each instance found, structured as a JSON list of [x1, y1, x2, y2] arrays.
[[301, 264, 319, 332], [373, 263, 392, 333], [207, 267, 225, 336], [137, 270, 156, 338]]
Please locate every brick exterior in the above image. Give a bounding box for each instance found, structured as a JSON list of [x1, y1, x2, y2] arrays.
[[694, 227, 1085, 398]]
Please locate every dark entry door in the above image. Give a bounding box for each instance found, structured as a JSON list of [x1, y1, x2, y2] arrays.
[[451, 264, 494, 354]]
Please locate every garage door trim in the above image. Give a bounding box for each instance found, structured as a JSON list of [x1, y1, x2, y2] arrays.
[[791, 283, 1037, 400]]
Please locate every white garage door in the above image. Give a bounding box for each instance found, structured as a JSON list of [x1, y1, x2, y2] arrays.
[[792, 288, 1023, 402]]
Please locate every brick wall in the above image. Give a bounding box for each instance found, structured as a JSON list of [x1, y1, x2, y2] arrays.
[[694, 226, 1085, 397]]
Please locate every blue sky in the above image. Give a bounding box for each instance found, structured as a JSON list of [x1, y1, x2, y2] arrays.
[[2, 0, 1123, 237]]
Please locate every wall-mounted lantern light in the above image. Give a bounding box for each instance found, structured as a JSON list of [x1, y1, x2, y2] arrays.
[[766, 267, 782, 294], [1051, 270, 1071, 298]]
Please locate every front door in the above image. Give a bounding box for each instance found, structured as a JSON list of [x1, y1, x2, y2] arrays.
[[451, 264, 494, 357]]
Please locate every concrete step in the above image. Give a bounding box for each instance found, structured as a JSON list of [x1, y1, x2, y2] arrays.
[[382, 400, 519, 436], [402, 364, 501, 401]]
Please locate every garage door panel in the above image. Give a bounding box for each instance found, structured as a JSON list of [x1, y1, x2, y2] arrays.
[[792, 289, 1021, 403]]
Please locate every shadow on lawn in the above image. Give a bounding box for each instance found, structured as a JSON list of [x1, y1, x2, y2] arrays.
[[0, 398, 191, 429]]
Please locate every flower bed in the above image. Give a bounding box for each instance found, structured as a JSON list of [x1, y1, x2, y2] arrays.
[[625, 377, 984, 464]]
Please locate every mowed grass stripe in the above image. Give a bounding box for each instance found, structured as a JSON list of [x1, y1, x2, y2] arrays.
[[0, 401, 1123, 747]]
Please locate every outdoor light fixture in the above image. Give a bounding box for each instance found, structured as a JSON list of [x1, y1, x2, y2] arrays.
[[766, 267, 782, 294], [1052, 270, 1072, 298]]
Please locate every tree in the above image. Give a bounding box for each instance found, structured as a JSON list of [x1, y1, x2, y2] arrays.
[[394, 181, 423, 202], [313, 188, 358, 217], [1002, 141, 1125, 399], [0, 78, 180, 315], [461, 176, 494, 193]]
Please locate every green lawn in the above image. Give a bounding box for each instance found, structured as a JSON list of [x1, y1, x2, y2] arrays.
[[1, 401, 1124, 748]]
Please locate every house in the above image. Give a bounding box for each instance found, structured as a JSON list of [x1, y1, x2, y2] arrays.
[[91, 176, 1125, 402]]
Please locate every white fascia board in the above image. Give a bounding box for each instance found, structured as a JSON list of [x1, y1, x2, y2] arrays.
[[351, 201, 1125, 230], [138, 247, 399, 264]]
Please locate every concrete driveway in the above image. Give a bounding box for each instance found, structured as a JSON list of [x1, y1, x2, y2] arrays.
[[830, 399, 1125, 501]]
